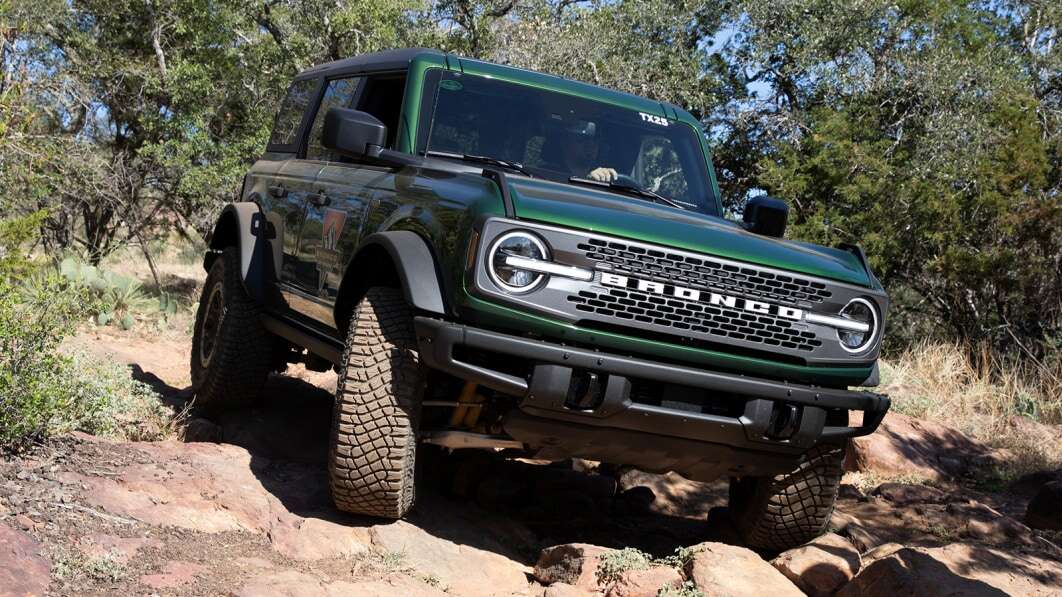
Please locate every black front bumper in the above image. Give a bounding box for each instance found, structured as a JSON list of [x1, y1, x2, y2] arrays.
[[415, 317, 889, 479]]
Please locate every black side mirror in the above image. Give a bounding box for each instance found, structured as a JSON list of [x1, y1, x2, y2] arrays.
[[742, 196, 789, 238], [321, 107, 387, 158], [321, 107, 423, 168]]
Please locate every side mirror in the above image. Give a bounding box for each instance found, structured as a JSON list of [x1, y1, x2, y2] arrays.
[[320, 107, 424, 169], [321, 107, 387, 158], [742, 196, 789, 238]]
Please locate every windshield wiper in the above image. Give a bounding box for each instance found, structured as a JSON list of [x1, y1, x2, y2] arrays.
[[425, 150, 533, 177], [567, 176, 685, 210]]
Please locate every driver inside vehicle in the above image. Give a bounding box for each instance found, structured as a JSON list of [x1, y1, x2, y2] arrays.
[[544, 120, 619, 183]]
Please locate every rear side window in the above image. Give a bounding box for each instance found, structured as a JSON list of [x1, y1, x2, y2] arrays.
[[306, 77, 362, 161], [269, 78, 318, 148]]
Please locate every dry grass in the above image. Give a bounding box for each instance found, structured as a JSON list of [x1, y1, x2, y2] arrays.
[[880, 341, 1062, 475]]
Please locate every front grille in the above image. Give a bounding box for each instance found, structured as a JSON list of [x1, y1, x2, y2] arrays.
[[578, 239, 832, 305], [568, 287, 822, 352]]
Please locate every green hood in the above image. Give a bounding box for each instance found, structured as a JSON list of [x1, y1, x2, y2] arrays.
[[507, 178, 872, 287]]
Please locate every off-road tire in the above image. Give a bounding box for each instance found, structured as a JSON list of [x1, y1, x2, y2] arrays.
[[190, 247, 272, 412], [329, 287, 424, 518], [729, 442, 847, 552]]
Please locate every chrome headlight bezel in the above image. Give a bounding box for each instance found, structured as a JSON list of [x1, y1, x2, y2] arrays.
[[836, 297, 879, 354], [486, 230, 551, 294]]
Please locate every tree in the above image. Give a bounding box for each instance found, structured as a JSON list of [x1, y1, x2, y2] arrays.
[[724, 0, 1061, 354]]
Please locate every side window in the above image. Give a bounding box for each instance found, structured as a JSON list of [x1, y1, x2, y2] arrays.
[[306, 77, 362, 161], [355, 75, 407, 149], [269, 78, 319, 148]]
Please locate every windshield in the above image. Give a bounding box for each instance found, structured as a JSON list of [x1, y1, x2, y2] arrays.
[[421, 71, 718, 216]]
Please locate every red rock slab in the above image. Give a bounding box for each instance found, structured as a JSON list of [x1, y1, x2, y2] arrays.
[[139, 560, 208, 590], [0, 523, 50, 597]]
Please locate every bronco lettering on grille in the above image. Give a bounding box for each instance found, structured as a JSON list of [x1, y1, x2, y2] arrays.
[[600, 272, 804, 321]]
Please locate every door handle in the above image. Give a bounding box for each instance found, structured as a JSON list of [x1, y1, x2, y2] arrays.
[[307, 192, 331, 207], [268, 185, 288, 198]]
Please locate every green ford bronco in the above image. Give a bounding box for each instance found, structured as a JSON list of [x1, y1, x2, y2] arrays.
[[192, 48, 889, 550]]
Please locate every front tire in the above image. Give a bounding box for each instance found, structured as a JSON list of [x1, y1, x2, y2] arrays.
[[729, 442, 847, 552], [190, 247, 272, 412], [329, 287, 424, 518]]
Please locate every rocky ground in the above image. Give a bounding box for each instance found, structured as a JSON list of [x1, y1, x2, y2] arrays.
[[1, 328, 1061, 596]]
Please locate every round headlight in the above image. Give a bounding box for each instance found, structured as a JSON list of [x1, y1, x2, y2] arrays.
[[488, 231, 549, 293], [837, 298, 878, 353]]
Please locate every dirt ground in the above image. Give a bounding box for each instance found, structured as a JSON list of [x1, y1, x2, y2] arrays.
[[2, 319, 1060, 596]]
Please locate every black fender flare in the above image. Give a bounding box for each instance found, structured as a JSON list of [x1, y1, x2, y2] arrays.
[[204, 202, 276, 304], [335, 231, 446, 328]]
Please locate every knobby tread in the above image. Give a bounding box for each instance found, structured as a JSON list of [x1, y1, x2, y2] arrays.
[[729, 442, 847, 552], [329, 287, 423, 518], [190, 247, 272, 412]]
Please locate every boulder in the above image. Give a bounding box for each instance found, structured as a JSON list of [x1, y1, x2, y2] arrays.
[[833, 495, 1044, 553], [684, 542, 804, 597], [534, 543, 612, 590], [542, 582, 593, 597], [871, 483, 951, 506], [615, 486, 656, 516], [845, 411, 1000, 481], [837, 543, 1062, 596], [0, 523, 50, 597], [370, 520, 530, 596], [771, 533, 861, 597], [1025, 480, 1062, 531], [268, 517, 371, 561], [71, 439, 368, 562], [75, 441, 278, 533], [614, 469, 727, 519], [861, 542, 905, 563], [182, 417, 222, 442], [1009, 468, 1062, 497], [605, 566, 683, 597], [837, 483, 865, 500]]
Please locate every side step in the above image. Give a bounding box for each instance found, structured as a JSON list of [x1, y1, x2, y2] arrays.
[[262, 314, 344, 365]]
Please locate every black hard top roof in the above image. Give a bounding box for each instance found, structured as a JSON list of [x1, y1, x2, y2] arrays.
[[294, 47, 443, 80]]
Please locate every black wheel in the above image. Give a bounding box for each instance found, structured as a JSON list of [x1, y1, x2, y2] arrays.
[[329, 287, 424, 518], [729, 442, 847, 552], [190, 247, 272, 412]]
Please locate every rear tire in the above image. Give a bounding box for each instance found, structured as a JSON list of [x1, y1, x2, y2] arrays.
[[729, 442, 847, 552], [190, 247, 272, 412], [329, 287, 424, 518]]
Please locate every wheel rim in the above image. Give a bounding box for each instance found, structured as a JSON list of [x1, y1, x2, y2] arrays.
[[198, 282, 225, 369]]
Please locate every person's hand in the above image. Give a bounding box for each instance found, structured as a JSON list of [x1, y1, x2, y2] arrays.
[[588, 167, 618, 182]]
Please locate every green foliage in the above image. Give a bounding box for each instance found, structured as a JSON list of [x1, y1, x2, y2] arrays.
[[0, 274, 170, 451], [52, 548, 129, 583], [658, 581, 704, 597], [596, 548, 653, 586], [158, 291, 179, 318], [0, 275, 86, 450], [726, 0, 1062, 357], [59, 257, 150, 328], [595, 545, 701, 589], [0, 211, 48, 279], [656, 546, 698, 569]]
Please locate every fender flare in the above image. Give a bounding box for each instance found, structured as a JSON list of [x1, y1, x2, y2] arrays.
[[337, 231, 447, 321], [205, 202, 275, 304]]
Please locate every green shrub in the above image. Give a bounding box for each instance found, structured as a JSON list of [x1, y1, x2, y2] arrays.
[[658, 582, 704, 597], [59, 257, 152, 329], [0, 275, 170, 451], [0, 210, 48, 279], [596, 548, 652, 586]]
